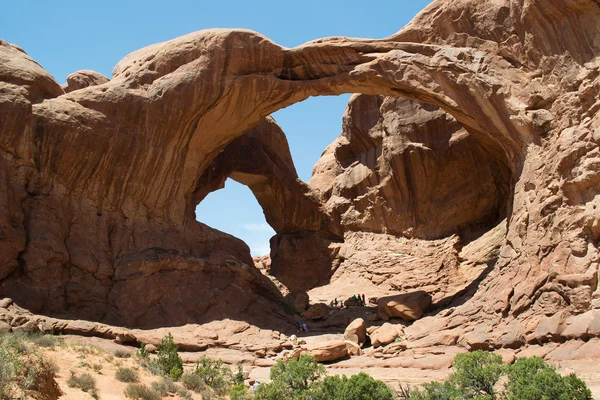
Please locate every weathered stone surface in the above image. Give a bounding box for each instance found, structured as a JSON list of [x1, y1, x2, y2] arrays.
[[377, 291, 432, 321], [344, 318, 366, 346]]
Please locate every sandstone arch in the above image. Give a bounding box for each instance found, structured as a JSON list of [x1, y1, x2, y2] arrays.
[[0, 0, 599, 338]]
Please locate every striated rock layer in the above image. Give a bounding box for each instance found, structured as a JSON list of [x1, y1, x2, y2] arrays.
[[0, 0, 599, 349]]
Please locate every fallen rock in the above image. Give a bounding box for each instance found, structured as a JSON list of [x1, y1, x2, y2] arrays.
[[377, 291, 432, 321], [302, 303, 330, 320], [306, 340, 348, 362], [344, 318, 366, 346], [371, 323, 403, 347], [285, 292, 310, 314]]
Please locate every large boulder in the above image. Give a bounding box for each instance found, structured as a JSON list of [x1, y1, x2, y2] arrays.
[[284, 292, 310, 314], [377, 291, 432, 321], [306, 340, 348, 362], [371, 323, 404, 348], [344, 318, 366, 346], [302, 303, 330, 320]]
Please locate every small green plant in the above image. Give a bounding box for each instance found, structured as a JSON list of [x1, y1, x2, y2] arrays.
[[116, 367, 140, 383], [181, 371, 208, 392], [92, 363, 103, 373], [230, 383, 252, 400], [124, 383, 162, 400], [67, 371, 97, 393], [114, 349, 131, 358], [150, 376, 177, 395], [233, 362, 245, 385], [32, 334, 63, 348], [136, 343, 150, 360]]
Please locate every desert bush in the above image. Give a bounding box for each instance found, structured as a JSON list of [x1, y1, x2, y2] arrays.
[[181, 371, 205, 392], [150, 375, 177, 395], [408, 381, 470, 400], [233, 362, 245, 385], [0, 333, 60, 399], [230, 383, 252, 400], [254, 354, 325, 399], [116, 367, 140, 383], [408, 352, 592, 400], [114, 349, 132, 358], [32, 334, 63, 348], [192, 355, 233, 394], [124, 383, 162, 400], [310, 372, 395, 400], [506, 356, 592, 400], [451, 351, 504, 397], [153, 332, 183, 380], [67, 371, 97, 393]]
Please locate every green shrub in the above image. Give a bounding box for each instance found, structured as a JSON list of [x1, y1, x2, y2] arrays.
[[230, 383, 252, 400], [181, 371, 205, 392], [67, 372, 97, 393], [116, 367, 140, 383], [233, 362, 245, 385], [311, 372, 395, 400], [269, 354, 325, 391], [450, 351, 504, 397], [136, 343, 150, 360], [153, 333, 183, 381], [408, 381, 469, 400], [409, 352, 593, 400], [32, 334, 63, 348], [124, 383, 162, 400], [150, 376, 177, 395], [506, 356, 592, 400], [192, 356, 233, 395], [254, 354, 325, 400]]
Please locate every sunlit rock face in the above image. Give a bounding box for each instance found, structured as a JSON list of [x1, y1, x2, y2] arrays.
[[0, 0, 599, 341]]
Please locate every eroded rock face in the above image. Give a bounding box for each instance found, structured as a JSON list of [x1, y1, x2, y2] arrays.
[[0, 0, 599, 344]]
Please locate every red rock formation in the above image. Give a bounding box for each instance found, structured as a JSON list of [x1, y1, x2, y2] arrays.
[[0, 0, 599, 350]]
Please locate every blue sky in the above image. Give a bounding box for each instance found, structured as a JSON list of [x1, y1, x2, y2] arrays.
[[2, 0, 432, 255]]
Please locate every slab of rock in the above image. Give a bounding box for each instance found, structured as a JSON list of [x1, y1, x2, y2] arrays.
[[377, 291, 432, 321], [344, 318, 366, 346], [371, 323, 403, 348], [302, 303, 330, 320]]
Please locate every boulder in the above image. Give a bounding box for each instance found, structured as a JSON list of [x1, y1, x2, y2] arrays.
[[302, 303, 330, 320], [371, 323, 403, 348], [377, 291, 432, 321], [306, 340, 348, 362], [344, 318, 366, 346], [285, 292, 310, 314]]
